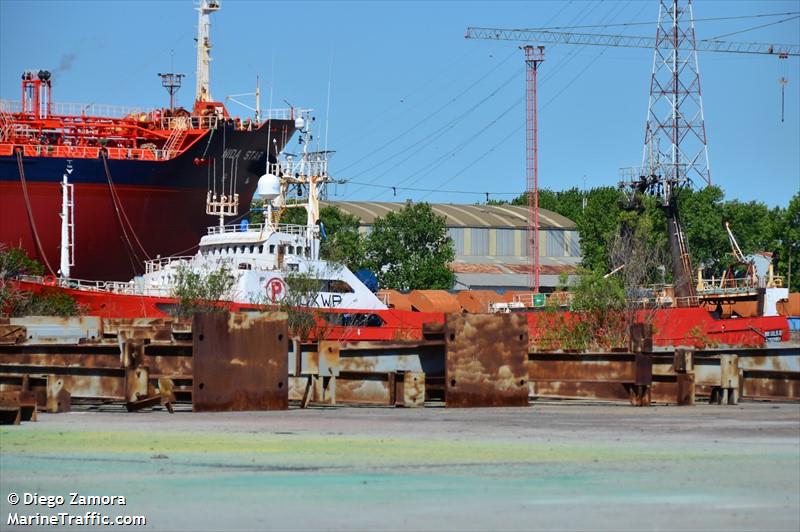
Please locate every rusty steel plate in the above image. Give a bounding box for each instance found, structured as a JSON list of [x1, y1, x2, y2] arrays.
[[193, 312, 288, 412], [444, 313, 529, 408]]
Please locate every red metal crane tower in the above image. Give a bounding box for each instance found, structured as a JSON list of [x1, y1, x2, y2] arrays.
[[524, 45, 545, 293]]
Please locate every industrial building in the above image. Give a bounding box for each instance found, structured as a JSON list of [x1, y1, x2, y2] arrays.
[[322, 201, 581, 291]]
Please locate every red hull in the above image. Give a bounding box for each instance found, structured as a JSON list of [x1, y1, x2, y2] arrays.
[[3, 182, 212, 281], [15, 281, 791, 349]]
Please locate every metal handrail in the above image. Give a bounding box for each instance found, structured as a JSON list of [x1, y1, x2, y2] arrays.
[[260, 108, 308, 120], [143, 256, 195, 274], [206, 223, 313, 237], [0, 143, 174, 161], [17, 275, 138, 294], [0, 99, 143, 118], [159, 115, 218, 130], [698, 275, 784, 291]]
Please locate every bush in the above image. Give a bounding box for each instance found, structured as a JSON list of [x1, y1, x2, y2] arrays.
[[0, 246, 81, 317], [0, 245, 44, 278], [172, 263, 236, 317]]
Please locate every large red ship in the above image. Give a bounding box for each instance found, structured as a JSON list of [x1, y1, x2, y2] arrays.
[[0, 0, 296, 281]]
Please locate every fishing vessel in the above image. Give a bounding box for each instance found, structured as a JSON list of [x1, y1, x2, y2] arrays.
[[0, 0, 297, 281]]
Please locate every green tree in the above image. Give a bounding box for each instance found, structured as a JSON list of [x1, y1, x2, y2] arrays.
[[612, 191, 669, 286], [575, 187, 625, 273], [777, 192, 800, 291], [0, 245, 44, 278], [315, 206, 365, 271], [544, 188, 585, 223], [363, 202, 455, 290], [0, 245, 81, 317], [506, 188, 585, 223], [278, 270, 331, 341], [676, 185, 727, 274], [172, 263, 236, 317], [722, 199, 781, 259]]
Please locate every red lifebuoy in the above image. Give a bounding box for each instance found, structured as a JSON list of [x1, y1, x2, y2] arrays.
[[43, 275, 56, 286]]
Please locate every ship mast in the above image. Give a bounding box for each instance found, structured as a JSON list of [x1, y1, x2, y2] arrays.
[[263, 112, 333, 261], [59, 161, 74, 278], [195, 0, 220, 104]]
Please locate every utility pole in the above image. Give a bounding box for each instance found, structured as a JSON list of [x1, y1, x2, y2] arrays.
[[524, 45, 544, 293]]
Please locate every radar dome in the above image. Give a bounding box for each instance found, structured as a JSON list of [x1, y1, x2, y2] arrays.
[[254, 173, 281, 200], [294, 116, 305, 130]]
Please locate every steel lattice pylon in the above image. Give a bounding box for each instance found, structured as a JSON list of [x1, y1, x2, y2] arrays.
[[643, 0, 711, 192]]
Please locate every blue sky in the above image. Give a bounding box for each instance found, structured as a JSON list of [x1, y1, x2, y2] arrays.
[[1, 0, 798, 207]]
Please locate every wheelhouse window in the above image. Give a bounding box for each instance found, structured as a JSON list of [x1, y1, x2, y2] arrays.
[[319, 279, 354, 293]]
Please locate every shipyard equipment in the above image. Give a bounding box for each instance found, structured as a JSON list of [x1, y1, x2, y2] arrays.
[[467, 0, 799, 305]]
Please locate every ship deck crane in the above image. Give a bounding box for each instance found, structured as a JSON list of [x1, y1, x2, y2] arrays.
[[725, 221, 746, 264]]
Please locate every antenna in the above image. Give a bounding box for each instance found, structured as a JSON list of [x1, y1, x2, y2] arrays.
[[225, 78, 262, 123], [158, 72, 186, 112], [324, 53, 334, 156]]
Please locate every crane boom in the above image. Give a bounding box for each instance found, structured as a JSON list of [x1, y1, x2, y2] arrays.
[[465, 27, 800, 56], [725, 221, 746, 263]]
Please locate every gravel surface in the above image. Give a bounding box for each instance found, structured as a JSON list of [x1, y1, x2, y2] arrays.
[[1, 402, 798, 531]]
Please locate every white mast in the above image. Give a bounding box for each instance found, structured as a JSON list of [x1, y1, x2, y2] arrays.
[[195, 0, 220, 103], [59, 161, 74, 278]]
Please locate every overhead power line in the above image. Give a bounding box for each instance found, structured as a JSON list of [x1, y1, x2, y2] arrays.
[[341, 180, 521, 198], [708, 15, 800, 41], [522, 11, 800, 31], [335, 47, 519, 174]]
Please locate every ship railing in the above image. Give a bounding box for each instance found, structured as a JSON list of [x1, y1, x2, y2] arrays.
[[0, 103, 13, 142], [17, 275, 139, 295], [0, 99, 143, 119], [268, 158, 329, 180], [699, 276, 759, 294], [144, 256, 195, 274], [207, 223, 313, 237], [159, 115, 219, 131], [260, 108, 309, 121], [0, 143, 174, 161]]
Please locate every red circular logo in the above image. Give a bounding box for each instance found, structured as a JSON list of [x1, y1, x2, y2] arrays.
[[265, 277, 287, 303]]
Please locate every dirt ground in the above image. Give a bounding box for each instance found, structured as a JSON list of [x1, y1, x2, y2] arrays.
[[1, 402, 798, 531]]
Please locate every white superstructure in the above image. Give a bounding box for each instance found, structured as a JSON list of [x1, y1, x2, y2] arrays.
[[136, 113, 386, 310], [138, 221, 385, 309]]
